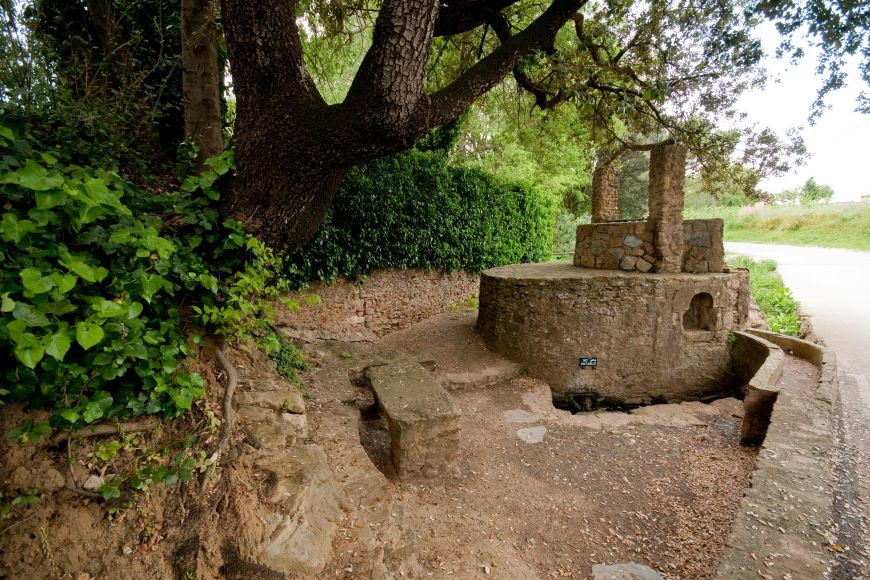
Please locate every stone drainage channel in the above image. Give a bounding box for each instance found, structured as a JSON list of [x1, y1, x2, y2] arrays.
[[347, 330, 839, 579]]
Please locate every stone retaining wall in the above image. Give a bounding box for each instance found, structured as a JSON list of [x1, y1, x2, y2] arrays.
[[273, 269, 479, 342], [476, 263, 750, 403], [731, 331, 785, 444], [573, 219, 724, 273], [716, 331, 838, 579]]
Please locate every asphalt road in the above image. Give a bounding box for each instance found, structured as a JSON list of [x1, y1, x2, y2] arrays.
[[725, 242, 870, 577]]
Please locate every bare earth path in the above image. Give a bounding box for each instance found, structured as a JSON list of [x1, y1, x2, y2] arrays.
[[726, 242, 870, 577]]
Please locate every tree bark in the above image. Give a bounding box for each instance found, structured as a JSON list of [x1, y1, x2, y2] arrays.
[[220, 0, 584, 253], [181, 0, 223, 167]]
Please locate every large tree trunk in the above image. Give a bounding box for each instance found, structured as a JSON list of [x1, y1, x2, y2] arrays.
[[220, 0, 584, 253], [181, 0, 223, 167]]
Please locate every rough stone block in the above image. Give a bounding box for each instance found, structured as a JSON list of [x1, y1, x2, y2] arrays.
[[590, 239, 609, 256], [623, 235, 643, 248], [365, 361, 461, 478], [236, 389, 305, 414], [619, 256, 638, 270]]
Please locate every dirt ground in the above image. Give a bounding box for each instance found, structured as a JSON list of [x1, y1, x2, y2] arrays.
[[1, 309, 808, 580], [305, 311, 760, 579]]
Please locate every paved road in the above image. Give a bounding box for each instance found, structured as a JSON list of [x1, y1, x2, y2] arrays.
[[725, 242, 870, 577]]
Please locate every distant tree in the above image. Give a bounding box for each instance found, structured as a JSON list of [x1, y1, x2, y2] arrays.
[[799, 177, 834, 204]]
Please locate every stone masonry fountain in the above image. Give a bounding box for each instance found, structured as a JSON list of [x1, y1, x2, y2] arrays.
[[476, 144, 751, 409]]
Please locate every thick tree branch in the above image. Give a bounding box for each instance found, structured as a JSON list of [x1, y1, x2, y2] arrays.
[[491, 13, 568, 110], [222, 0, 323, 110], [433, 0, 518, 36], [428, 0, 586, 127], [345, 0, 441, 128]]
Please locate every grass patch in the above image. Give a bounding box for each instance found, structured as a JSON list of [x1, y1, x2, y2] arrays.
[[687, 203, 870, 251], [727, 256, 802, 336]]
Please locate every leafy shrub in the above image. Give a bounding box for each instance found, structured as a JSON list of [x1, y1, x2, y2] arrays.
[[0, 123, 284, 429], [727, 256, 802, 336], [284, 149, 557, 285]]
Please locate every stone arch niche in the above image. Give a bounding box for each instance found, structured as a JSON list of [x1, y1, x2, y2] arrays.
[[477, 142, 750, 406], [683, 292, 716, 331]]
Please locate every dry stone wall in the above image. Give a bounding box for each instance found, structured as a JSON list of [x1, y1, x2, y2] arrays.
[[476, 263, 750, 403], [273, 269, 479, 342], [573, 219, 724, 273]]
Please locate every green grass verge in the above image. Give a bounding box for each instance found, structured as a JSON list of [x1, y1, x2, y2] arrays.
[[686, 203, 870, 251], [727, 256, 802, 336]]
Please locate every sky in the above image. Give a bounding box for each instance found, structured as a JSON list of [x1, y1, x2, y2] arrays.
[[736, 25, 870, 202]]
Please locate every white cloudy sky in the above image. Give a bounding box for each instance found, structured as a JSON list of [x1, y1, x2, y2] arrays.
[[737, 25, 870, 202]]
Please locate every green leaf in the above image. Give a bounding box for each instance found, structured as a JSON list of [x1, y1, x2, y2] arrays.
[[108, 227, 133, 244], [139, 272, 166, 303], [35, 189, 65, 210], [93, 299, 127, 318], [75, 321, 105, 350], [13, 159, 64, 191], [13, 333, 44, 369], [59, 408, 80, 423], [0, 125, 14, 141], [44, 329, 72, 361], [0, 213, 36, 243], [83, 392, 112, 423], [6, 319, 26, 341], [51, 272, 78, 294], [127, 302, 143, 320], [1, 294, 14, 312], [20, 268, 55, 294], [12, 302, 50, 327], [58, 250, 107, 282]]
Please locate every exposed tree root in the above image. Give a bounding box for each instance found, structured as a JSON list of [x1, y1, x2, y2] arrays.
[[201, 341, 238, 492], [49, 418, 161, 447]]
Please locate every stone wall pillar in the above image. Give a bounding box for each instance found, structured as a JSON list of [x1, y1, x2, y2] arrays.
[[591, 164, 619, 223], [648, 144, 686, 273]]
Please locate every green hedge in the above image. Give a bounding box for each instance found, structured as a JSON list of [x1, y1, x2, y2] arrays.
[[284, 149, 556, 285]]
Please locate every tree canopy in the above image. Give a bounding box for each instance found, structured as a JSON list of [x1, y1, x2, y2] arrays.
[[1, 0, 867, 249]]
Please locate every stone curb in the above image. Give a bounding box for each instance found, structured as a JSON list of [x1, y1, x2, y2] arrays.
[[716, 331, 838, 579], [731, 331, 785, 445]]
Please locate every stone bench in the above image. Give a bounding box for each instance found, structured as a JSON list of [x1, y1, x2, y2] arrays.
[[364, 361, 461, 478]]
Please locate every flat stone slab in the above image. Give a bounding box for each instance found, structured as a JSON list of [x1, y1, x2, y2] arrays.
[[516, 426, 546, 444], [365, 361, 461, 478], [503, 409, 540, 424], [592, 562, 663, 580]]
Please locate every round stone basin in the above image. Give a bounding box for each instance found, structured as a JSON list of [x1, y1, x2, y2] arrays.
[[476, 263, 750, 405]]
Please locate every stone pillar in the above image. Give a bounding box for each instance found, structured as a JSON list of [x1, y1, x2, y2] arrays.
[[648, 144, 686, 273], [591, 164, 619, 223]]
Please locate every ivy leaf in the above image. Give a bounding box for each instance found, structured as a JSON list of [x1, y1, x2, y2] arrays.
[[44, 329, 72, 361], [0, 213, 36, 243], [20, 268, 56, 294], [75, 321, 105, 350], [93, 299, 127, 318], [51, 272, 78, 294], [0, 125, 14, 141], [58, 250, 107, 282], [82, 391, 113, 423], [15, 159, 64, 191], [13, 333, 44, 369], [139, 272, 166, 303], [59, 408, 80, 423], [35, 189, 65, 210], [12, 302, 50, 327], [1, 294, 14, 312]]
